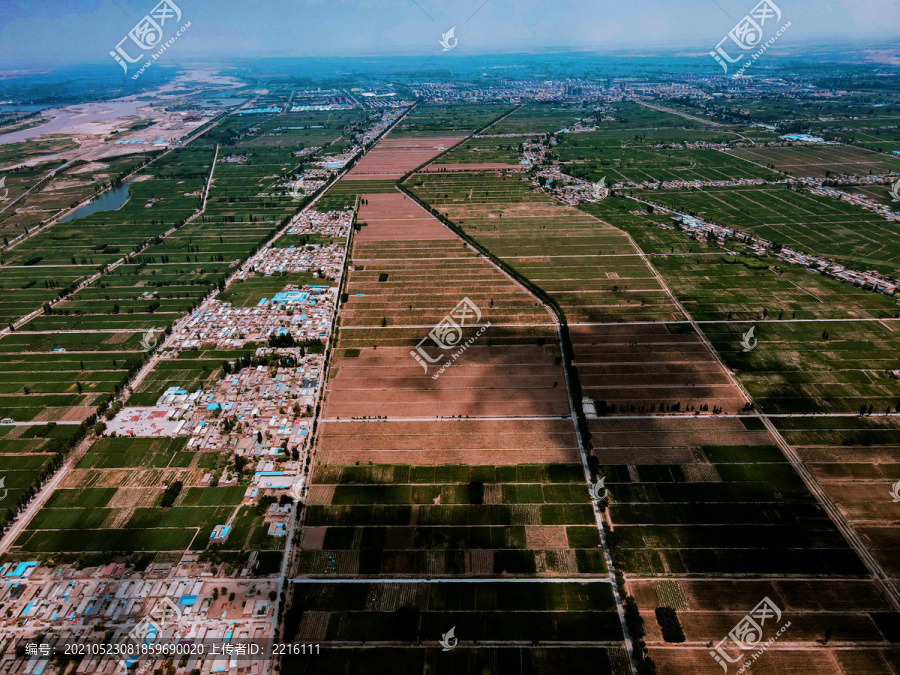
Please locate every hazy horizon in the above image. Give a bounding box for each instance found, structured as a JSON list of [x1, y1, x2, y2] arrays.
[[2, 0, 899, 68]]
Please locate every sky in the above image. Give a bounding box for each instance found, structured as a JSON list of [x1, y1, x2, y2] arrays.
[[1, 0, 899, 66]]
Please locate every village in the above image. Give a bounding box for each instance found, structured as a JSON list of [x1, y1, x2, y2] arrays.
[[522, 138, 900, 300], [0, 199, 353, 674], [0, 559, 278, 675]]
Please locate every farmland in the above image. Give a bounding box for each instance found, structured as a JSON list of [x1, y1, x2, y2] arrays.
[[726, 144, 900, 178], [2, 73, 900, 675], [405, 135, 897, 673], [392, 103, 515, 136], [284, 120, 630, 667], [0, 100, 375, 569], [633, 185, 900, 276], [408, 172, 682, 323], [485, 103, 603, 134], [560, 146, 780, 184]]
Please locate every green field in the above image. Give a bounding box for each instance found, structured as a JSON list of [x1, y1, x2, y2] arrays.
[[633, 185, 900, 276]]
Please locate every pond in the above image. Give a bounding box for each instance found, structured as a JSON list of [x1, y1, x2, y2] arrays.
[[61, 181, 133, 223]]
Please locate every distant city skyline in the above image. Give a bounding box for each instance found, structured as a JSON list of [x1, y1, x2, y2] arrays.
[[1, 0, 899, 67]]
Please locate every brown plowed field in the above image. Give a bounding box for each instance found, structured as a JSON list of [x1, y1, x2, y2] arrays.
[[632, 573, 898, 673], [572, 323, 747, 413], [356, 192, 457, 241], [649, 648, 880, 675], [317, 419, 580, 466], [344, 136, 464, 180], [320, 178, 578, 464]]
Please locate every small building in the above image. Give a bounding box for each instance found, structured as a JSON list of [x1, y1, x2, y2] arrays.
[[209, 525, 231, 544]]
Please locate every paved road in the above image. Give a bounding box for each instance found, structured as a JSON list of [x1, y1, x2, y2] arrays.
[[0, 435, 93, 555], [632, 99, 721, 126], [400, 186, 639, 675]]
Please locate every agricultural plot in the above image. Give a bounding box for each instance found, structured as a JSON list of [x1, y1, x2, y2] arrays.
[[0, 154, 152, 238], [592, 415, 892, 673], [391, 103, 515, 136], [0, 160, 65, 221], [617, 219, 900, 321], [596, 418, 865, 576], [5, 147, 211, 268], [409, 172, 682, 323], [0, 423, 79, 524], [317, 179, 395, 211], [848, 182, 900, 208], [10, 435, 274, 564], [240, 109, 367, 150], [284, 582, 622, 648], [774, 416, 900, 583], [0, 267, 87, 326], [344, 136, 465, 181], [559, 147, 779, 185], [839, 130, 900, 155], [705, 319, 900, 415], [634, 577, 899, 674], [299, 462, 604, 577], [636, 185, 900, 276], [293, 166, 624, 665], [726, 144, 900, 178], [485, 103, 600, 134], [693, 98, 900, 126], [0, 344, 142, 422], [433, 137, 525, 166], [0, 136, 77, 167], [317, 419, 579, 467], [572, 323, 748, 415], [326, 191, 569, 421]]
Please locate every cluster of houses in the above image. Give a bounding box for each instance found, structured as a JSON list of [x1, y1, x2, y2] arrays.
[[286, 208, 354, 239], [240, 243, 346, 281], [0, 563, 277, 675], [808, 184, 900, 222], [165, 284, 335, 351], [667, 213, 899, 298]]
